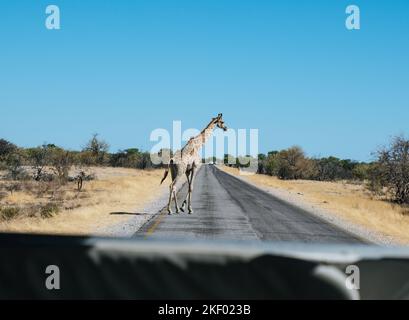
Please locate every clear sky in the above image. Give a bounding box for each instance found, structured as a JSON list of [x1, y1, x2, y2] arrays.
[[0, 0, 408, 161]]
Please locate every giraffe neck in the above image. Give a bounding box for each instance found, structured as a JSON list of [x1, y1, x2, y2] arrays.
[[182, 118, 217, 154], [200, 119, 217, 145]]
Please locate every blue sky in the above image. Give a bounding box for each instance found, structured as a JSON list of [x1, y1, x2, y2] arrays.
[[0, 0, 408, 161]]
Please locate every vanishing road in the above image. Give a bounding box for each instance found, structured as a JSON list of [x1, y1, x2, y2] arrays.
[[136, 165, 364, 243]]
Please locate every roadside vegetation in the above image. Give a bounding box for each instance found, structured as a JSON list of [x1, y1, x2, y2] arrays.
[[223, 134, 409, 244], [226, 135, 409, 207], [0, 134, 164, 227]]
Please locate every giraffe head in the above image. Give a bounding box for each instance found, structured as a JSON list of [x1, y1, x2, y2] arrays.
[[214, 113, 228, 131]]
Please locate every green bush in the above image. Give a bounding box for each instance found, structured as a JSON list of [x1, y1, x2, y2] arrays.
[[265, 155, 279, 176], [0, 207, 20, 220], [0, 139, 17, 159], [366, 163, 385, 195], [257, 149, 364, 181], [40, 203, 60, 218], [272, 146, 315, 180], [5, 150, 27, 180], [352, 163, 370, 181]]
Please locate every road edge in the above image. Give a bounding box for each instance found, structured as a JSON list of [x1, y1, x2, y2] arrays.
[[217, 166, 400, 246], [96, 170, 189, 238]]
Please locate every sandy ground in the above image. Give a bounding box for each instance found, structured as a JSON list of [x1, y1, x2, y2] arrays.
[[102, 169, 188, 237], [221, 166, 409, 246], [0, 167, 167, 236]]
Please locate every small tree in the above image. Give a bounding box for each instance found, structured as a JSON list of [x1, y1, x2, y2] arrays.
[[366, 162, 386, 195], [265, 154, 279, 176], [27, 144, 51, 181], [352, 163, 370, 181], [275, 146, 311, 180], [5, 150, 25, 180], [0, 139, 17, 158], [138, 152, 152, 169], [373, 136, 409, 204], [223, 154, 236, 167], [257, 153, 267, 174], [50, 147, 73, 184], [0, 139, 17, 170], [83, 134, 109, 165]]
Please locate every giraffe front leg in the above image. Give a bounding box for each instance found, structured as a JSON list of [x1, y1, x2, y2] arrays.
[[167, 184, 174, 215], [173, 188, 180, 213]]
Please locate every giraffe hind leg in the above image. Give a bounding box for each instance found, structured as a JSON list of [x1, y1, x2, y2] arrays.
[[167, 183, 174, 215], [187, 166, 195, 214], [166, 165, 178, 215], [180, 169, 191, 212]]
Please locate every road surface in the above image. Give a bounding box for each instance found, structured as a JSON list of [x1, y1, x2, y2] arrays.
[[135, 165, 364, 243]]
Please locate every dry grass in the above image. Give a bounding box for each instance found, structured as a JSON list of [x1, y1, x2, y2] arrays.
[[222, 166, 409, 245], [0, 167, 165, 236]]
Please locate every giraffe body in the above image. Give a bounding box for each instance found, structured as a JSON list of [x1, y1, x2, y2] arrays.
[[160, 114, 228, 214]]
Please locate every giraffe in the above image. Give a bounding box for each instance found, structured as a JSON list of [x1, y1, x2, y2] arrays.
[[160, 113, 228, 214]]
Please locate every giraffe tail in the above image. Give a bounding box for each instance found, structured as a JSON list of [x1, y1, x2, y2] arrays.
[[160, 169, 169, 185], [160, 159, 174, 184], [160, 160, 170, 184]]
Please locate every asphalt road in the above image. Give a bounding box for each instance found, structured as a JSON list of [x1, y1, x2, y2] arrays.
[[136, 165, 364, 243]]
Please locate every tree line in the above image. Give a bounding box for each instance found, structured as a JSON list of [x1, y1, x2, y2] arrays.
[[1, 134, 408, 205], [227, 135, 409, 205], [0, 134, 161, 184]]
